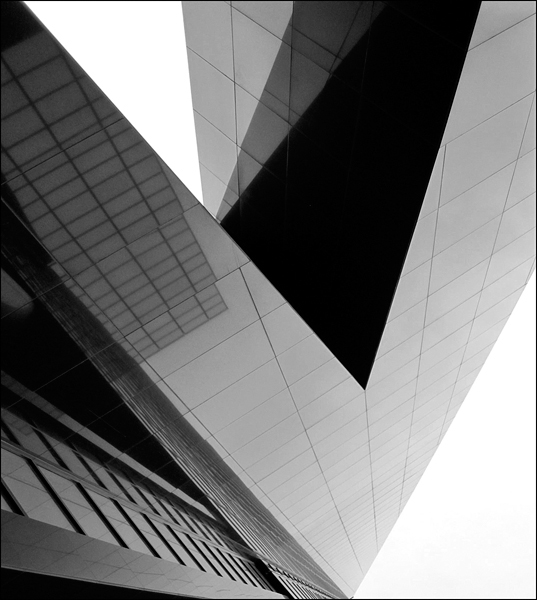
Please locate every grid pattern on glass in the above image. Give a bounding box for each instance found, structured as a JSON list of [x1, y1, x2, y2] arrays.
[[1, 31, 121, 181], [6, 136, 227, 359], [2, 31, 227, 360], [0, 402, 275, 592]]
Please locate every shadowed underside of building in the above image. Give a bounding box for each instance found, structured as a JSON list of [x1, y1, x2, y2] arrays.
[[1, 1, 535, 598]]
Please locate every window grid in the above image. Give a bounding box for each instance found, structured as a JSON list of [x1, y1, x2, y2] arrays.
[[1, 408, 274, 591]]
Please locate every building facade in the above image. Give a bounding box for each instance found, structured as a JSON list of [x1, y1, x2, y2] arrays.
[[1, 1, 535, 598]]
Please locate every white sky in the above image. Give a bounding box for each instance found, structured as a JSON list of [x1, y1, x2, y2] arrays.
[[25, 3, 537, 598]]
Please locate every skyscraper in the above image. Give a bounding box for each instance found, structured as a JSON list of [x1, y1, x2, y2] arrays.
[[2, 2, 535, 598]]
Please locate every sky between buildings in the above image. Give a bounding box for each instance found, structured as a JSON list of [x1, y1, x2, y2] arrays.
[[24, 3, 537, 598]]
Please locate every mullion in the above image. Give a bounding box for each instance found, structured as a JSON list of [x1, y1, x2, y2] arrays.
[[165, 525, 205, 571], [25, 457, 84, 535], [32, 425, 130, 547]]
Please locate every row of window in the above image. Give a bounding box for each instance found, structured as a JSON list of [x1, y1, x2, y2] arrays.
[[151, 430, 339, 599], [0, 380, 340, 599], [0, 405, 272, 592], [271, 566, 333, 600], [181, 451, 338, 599]]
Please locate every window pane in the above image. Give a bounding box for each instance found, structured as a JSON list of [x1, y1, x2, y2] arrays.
[[230, 555, 259, 586], [169, 504, 195, 531], [172, 528, 218, 574], [203, 544, 237, 581], [113, 473, 155, 510], [82, 456, 130, 500], [152, 520, 201, 569], [123, 507, 177, 562], [1, 451, 74, 531], [220, 552, 250, 585], [188, 537, 222, 576], [181, 511, 205, 536], [87, 489, 150, 554], [193, 518, 219, 543], [2, 411, 58, 464], [132, 483, 166, 517], [243, 559, 269, 588], [41, 435, 94, 481], [159, 497, 184, 526], [39, 467, 117, 544]]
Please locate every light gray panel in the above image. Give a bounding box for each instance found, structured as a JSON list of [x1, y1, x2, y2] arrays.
[[471, 287, 525, 338], [417, 348, 465, 394], [278, 335, 333, 385], [245, 432, 312, 482], [233, 1, 293, 40], [519, 94, 536, 156], [367, 381, 416, 427], [236, 85, 289, 161], [299, 378, 363, 429], [387, 261, 430, 321], [368, 333, 422, 388], [464, 317, 508, 360], [232, 413, 303, 469], [368, 400, 414, 440], [193, 358, 286, 431], [376, 301, 427, 358], [290, 358, 353, 409], [257, 449, 317, 495], [422, 294, 480, 352], [318, 429, 370, 473], [443, 15, 536, 143], [469, 1, 536, 49], [425, 260, 488, 326], [484, 227, 536, 285], [495, 193, 536, 252], [419, 323, 472, 374], [240, 261, 285, 317], [193, 112, 238, 195], [435, 162, 514, 246], [315, 417, 369, 459], [366, 359, 420, 408], [429, 216, 500, 294], [505, 150, 536, 210], [215, 389, 296, 453], [262, 303, 312, 355], [183, 1, 234, 78], [307, 399, 366, 445], [441, 95, 532, 204], [459, 345, 494, 379], [232, 8, 290, 103], [165, 320, 274, 408], [477, 257, 533, 315], [188, 49, 236, 141], [417, 146, 444, 220], [269, 462, 323, 505], [401, 211, 437, 276]]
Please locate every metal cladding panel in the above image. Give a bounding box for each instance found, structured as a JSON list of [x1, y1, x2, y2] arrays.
[[184, 0, 536, 589]]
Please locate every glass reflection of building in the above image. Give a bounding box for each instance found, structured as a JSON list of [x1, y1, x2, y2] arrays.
[[2, 1, 536, 599]]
